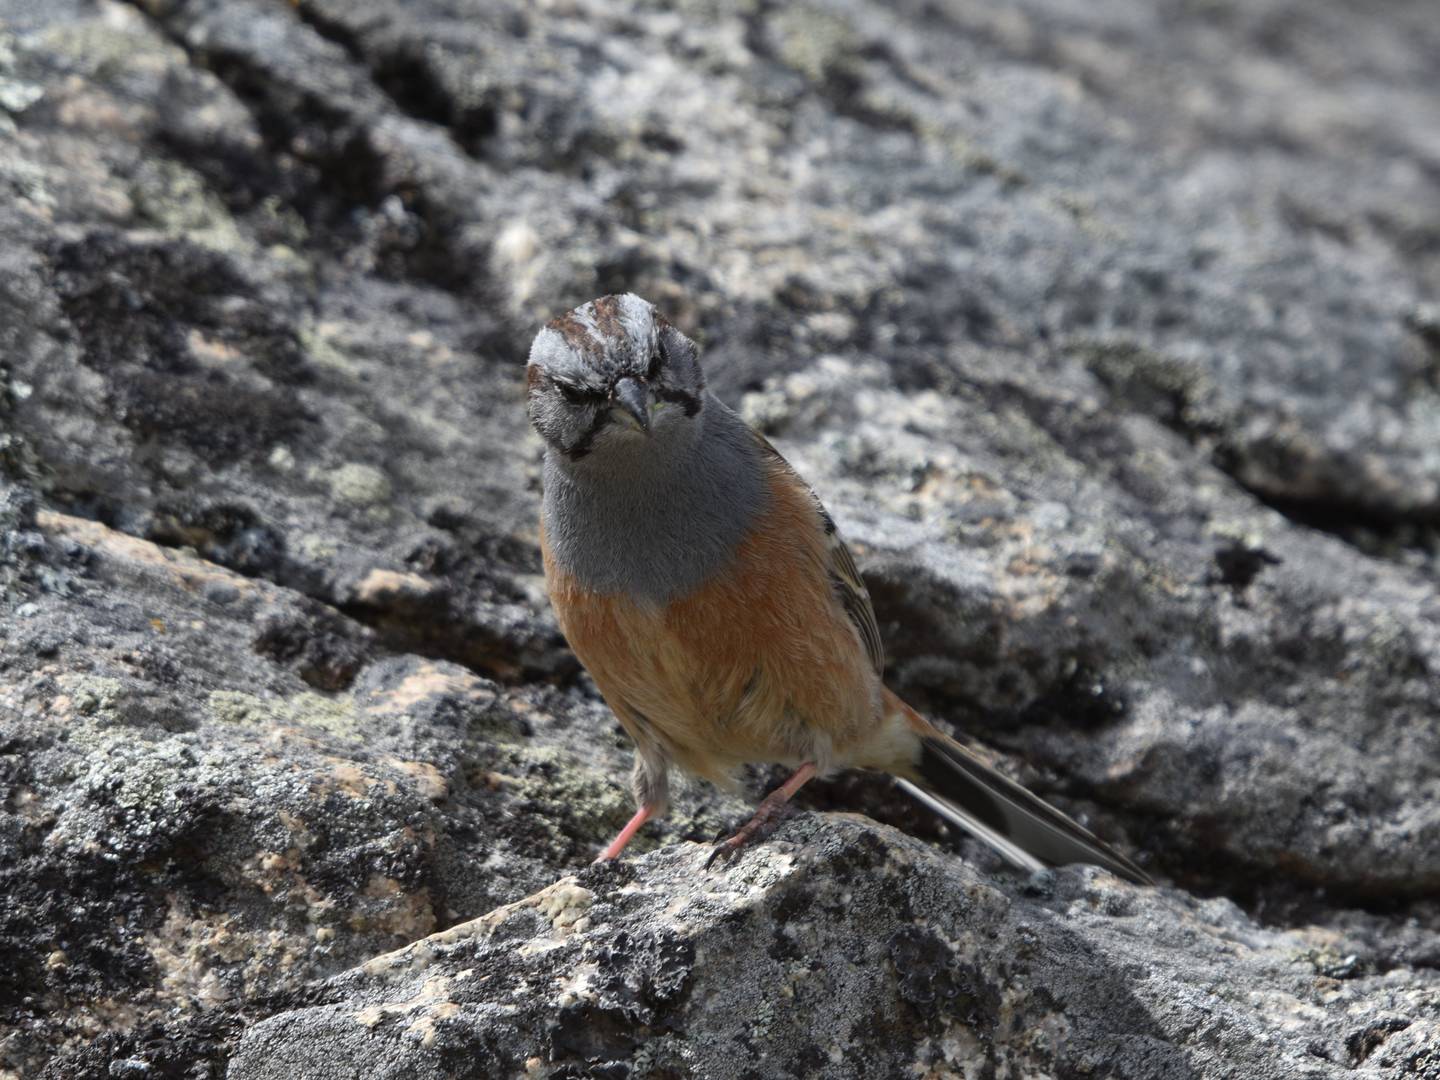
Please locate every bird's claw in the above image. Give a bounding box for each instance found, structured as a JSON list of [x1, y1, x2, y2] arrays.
[[703, 835, 746, 870], [702, 804, 794, 870]]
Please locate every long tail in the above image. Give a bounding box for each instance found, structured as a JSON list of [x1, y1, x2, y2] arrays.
[[885, 690, 1151, 885]]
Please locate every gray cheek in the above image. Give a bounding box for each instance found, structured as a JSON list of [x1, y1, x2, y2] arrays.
[[525, 400, 548, 439], [586, 417, 635, 451], [529, 396, 591, 453]]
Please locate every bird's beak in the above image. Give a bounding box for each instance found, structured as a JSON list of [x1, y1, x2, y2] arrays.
[[611, 377, 651, 434]]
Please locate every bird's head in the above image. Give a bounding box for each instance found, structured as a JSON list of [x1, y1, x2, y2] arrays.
[[526, 294, 706, 463]]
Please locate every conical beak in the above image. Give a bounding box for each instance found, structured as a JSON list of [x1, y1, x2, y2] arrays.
[[611, 377, 651, 433]]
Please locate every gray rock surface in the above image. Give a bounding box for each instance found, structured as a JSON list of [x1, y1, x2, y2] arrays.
[[0, 0, 1437, 1076], [227, 816, 1440, 1080]]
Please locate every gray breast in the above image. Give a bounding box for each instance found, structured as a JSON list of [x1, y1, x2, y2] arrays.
[[542, 397, 767, 603]]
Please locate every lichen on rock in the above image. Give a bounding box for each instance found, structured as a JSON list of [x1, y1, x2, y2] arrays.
[[2, 0, 1439, 1076]]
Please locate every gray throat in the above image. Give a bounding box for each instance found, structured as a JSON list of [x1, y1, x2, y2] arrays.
[[542, 395, 767, 603]]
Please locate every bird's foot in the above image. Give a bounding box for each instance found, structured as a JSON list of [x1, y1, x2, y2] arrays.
[[594, 803, 656, 863], [704, 761, 817, 870], [705, 804, 794, 869]]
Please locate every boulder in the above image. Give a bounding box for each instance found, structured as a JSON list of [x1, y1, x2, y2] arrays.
[[1, 0, 1436, 1076]]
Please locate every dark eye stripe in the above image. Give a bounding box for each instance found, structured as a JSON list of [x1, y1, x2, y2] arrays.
[[654, 386, 700, 417], [648, 337, 667, 379], [563, 407, 611, 459], [556, 380, 602, 405]]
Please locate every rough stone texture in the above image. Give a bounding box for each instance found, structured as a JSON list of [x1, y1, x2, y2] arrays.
[[0, 0, 1437, 1076], [227, 817, 1440, 1080]]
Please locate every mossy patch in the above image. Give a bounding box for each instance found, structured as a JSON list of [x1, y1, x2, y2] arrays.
[[130, 159, 247, 255], [208, 689, 363, 741], [328, 463, 393, 509]]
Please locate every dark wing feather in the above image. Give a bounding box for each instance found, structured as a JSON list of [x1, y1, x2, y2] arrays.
[[826, 526, 885, 675], [750, 430, 885, 676], [908, 729, 1152, 884]]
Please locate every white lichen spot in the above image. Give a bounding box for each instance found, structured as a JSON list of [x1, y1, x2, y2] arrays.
[[535, 881, 595, 934], [300, 321, 362, 375], [208, 690, 361, 743], [555, 964, 599, 1008], [492, 220, 542, 309], [329, 463, 393, 508], [297, 532, 340, 560]]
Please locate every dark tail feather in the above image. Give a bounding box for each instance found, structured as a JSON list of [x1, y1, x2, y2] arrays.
[[900, 729, 1152, 885]]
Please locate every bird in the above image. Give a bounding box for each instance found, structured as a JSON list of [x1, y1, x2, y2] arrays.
[[527, 293, 1150, 884]]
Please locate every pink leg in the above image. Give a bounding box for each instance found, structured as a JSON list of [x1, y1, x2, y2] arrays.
[[595, 803, 657, 862], [705, 762, 818, 869]]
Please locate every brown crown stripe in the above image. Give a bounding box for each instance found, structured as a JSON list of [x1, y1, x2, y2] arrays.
[[589, 295, 624, 345], [546, 311, 600, 355]]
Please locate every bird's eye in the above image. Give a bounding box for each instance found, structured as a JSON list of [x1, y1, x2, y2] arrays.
[[556, 381, 598, 405], [646, 346, 663, 381]]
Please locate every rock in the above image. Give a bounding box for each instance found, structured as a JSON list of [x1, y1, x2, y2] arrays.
[[0, 507, 744, 1077], [225, 817, 1439, 1080], [1, 0, 1438, 1076]]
